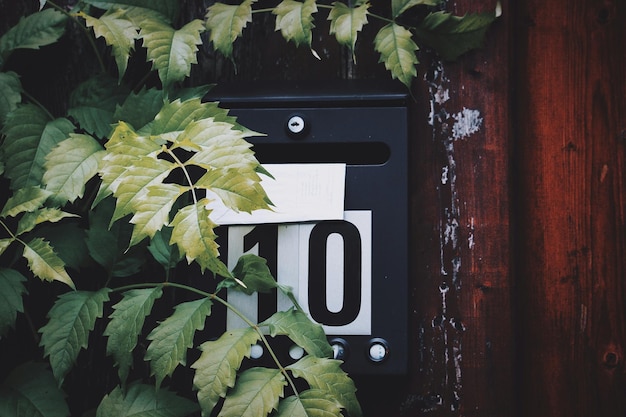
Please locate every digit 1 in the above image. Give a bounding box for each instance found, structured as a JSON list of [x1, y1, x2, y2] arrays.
[[244, 225, 278, 322], [308, 220, 362, 326]]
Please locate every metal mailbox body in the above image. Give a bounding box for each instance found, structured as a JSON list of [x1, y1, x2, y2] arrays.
[[205, 81, 408, 375]]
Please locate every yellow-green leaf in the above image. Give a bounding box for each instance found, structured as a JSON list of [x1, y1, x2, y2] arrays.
[[0, 186, 52, 218], [140, 18, 205, 90], [218, 367, 286, 417], [374, 23, 418, 88], [43, 133, 105, 205], [275, 389, 343, 417], [22, 237, 75, 289], [16, 208, 78, 235], [205, 0, 255, 59], [192, 327, 261, 415], [328, 1, 369, 62], [81, 8, 139, 81], [273, 0, 318, 49]]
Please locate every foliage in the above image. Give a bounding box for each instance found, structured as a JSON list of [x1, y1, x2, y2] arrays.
[[0, 0, 497, 416]]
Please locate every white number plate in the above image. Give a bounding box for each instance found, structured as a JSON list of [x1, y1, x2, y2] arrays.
[[226, 210, 372, 335]]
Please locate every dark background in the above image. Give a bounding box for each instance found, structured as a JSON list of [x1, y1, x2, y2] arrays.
[[1, 0, 625, 416]]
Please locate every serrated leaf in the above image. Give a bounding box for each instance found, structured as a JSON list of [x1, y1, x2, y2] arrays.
[[113, 87, 164, 132], [218, 367, 286, 417], [39, 289, 111, 386], [68, 75, 130, 138], [414, 10, 497, 61], [205, 0, 255, 59], [287, 356, 362, 417], [0, 71, 22, 125], [83, 0, 180, 23], [0, 105, 74, 190], [96, 382, 198, 417], [203, 168, 271, 214], [229, 254, 277, 295], [140, 18, 205, 90], [104, 287, 163, 384], [0, 9, 67, 61], [148, 97, 240, 137], [0, 239, 14, 257], [111, 156, 175, 223], [85, 197, 147, 277], [23, 237, 75, 289], [145, 297, 213, 387], [276, 389, 343, 417], [43, 133, 105, 205], [128, 183, 184, 247], [374, 23, 418, 88], [391, 0, 439, 18], [261, 309, 332, 358], [81, 8, 139, 82], [0, 268, 27, 337], [147, 227, 183, 270], [16, 208, 79, 236], [273, 0, 317, 50], [169, 199, 231, 276], [0, 362, 70, 417], [0, 186, 52, 218], [192, 327, 261, 415], [328, 1, 369, 62]]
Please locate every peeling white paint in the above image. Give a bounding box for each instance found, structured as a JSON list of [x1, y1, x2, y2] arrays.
[[452, 107, 483, 140], [441, 166, 449, 184], [468, 217, 475, 249]]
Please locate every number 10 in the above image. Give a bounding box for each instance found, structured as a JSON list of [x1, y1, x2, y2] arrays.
[[226, 211, 372, 335]]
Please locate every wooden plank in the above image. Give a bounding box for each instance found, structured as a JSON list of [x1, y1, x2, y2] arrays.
[[515, 0, 626, 415]]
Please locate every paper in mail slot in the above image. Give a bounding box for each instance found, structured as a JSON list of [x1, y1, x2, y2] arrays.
[[205, 163, 346, 225]]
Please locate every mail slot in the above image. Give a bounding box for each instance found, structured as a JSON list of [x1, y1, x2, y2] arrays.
[[204, 80, 409, 375]]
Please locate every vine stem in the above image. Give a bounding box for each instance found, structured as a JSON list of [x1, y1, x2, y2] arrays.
[[111, 281, 302, 398], [163, 146, 198, 205]]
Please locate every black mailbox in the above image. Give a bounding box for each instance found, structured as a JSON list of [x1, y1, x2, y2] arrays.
[[205, 80, 408, 375]]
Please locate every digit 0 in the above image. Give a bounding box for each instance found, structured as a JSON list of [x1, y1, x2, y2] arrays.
[[308, 220, 362, 326]]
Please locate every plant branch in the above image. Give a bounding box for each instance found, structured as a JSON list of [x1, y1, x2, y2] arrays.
[[163, 146, 198, 205]]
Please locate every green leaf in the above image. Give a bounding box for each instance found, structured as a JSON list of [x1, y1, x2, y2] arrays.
[[192, 327, 261, 415], [82, 0, 180, 23], [0, 105, 74, 190], [170, 199, 231, 276], [33, 222, 91, 270], [128, 183, 184, 247], [391, 0, 439, 18], [0, 186, 52, 218], [230, 254, 277, 295], [81, 8, 139, 82], [39, 289, 111, 386], [104, 287, 163, 384], [0, 268, 27, 337], [140, 18, 205, 90], [374, 23, 418, 88], [261, 309, 332, 358], [275, 389, 343, 417], [147, 97, 239, 136], [328, 1, 369, 62], [111, 156, 175, 223], [43, 134, 105, 205], [68, 75, 130, 138], [0, 71, 22, 125], [16, 208, 78, 235], [287, 356, 362, 417], [273, 0, 318, 50], [147, 227, 183, 270], [113, 87, 164, 132], [85, 197, 147, 277], [414, 10, 497, 61], [96, 382, 198, 417], [0, 9, 67, 61], [0, 238, 14, 257], [145, 297, 213, 387], [218, 367, 286, 417], [0, 362, 70, 417], [23, 237, 75, 289], [205, 0, 255, 59]]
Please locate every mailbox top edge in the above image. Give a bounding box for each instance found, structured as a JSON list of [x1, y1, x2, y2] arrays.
[[203, 79, 408, 108]]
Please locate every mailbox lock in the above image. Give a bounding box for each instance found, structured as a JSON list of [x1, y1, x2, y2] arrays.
[[286, 114, 307, 136], [367, 338, 389, 363], [330, 338, 349, 361]]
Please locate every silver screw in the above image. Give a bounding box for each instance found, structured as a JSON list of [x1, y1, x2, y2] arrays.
[[287, 115, 305, 134]]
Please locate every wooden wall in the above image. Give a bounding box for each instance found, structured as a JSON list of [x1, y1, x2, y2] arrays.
[[2, 0, 626, 416]]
